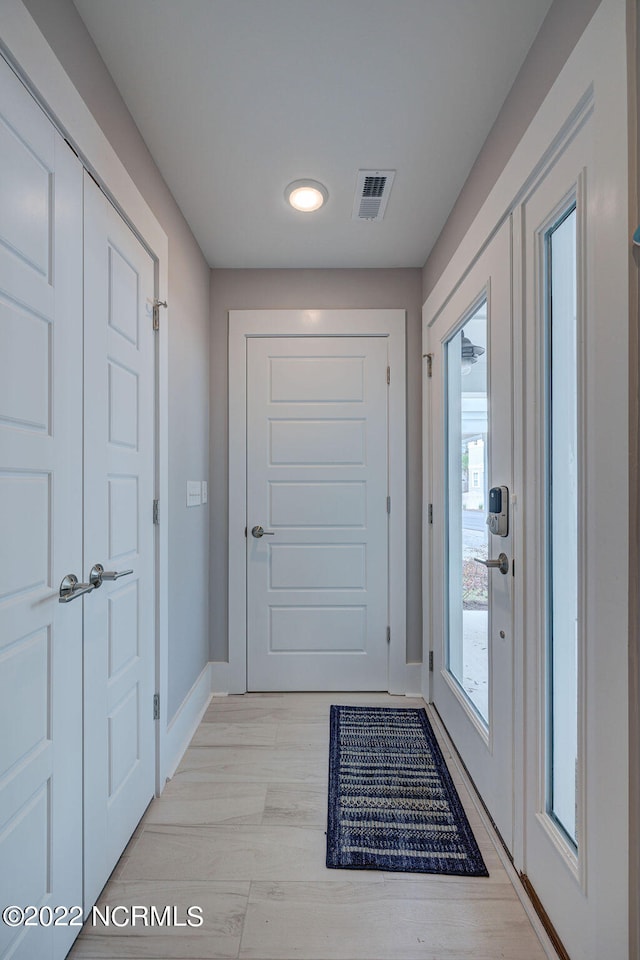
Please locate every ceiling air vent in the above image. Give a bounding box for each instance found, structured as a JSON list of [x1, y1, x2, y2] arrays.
[[352, 169, 396, 221]]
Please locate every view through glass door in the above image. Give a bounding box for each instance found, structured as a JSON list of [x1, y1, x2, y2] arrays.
[[446, 302, 490, 724], [429, 218, 514, 849]]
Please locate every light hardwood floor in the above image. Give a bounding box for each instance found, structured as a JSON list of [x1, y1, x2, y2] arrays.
[[68, 693, 551, 959]]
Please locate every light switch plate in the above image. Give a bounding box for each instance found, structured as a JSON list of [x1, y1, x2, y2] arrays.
[[201, 481, 208, 504], [186, 480, 201, 507]]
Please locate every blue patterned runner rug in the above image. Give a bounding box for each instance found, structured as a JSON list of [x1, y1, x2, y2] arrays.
[[326, 705, 488, 876]]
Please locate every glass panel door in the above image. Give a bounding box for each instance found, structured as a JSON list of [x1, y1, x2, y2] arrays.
[[429, 219, 514, 849]]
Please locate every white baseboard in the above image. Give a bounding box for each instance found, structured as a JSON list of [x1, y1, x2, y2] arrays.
[[404, 662, 423, 698], [161, 663, 212, 785], [208, 659, 425, 698], [160, 659, 427, 789]]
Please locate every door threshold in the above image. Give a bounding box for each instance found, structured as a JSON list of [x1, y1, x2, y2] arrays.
[[519, 873, 571, 960]]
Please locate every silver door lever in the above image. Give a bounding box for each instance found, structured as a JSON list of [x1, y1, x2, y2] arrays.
[[89, 563, 134, 588], [251, 525, 274, 538], [59, 573, 95, 603], [474, 553, 509, 575]]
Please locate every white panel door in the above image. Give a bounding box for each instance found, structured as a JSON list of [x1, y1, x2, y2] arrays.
[[0, 57, 83, 960], [82, 175, 156, 907], [429, 219, 514, 849], [247, 337, 389, 690]]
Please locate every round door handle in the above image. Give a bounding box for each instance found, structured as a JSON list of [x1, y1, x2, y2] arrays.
[[251, 525, 275, 538]]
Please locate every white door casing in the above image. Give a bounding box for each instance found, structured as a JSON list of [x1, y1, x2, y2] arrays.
[[428, 219, 514, 849], [82, 175, 156, 908], [228, 310, 409, 695], [246, 336, 389, 691], [0, 56, 83, 960]]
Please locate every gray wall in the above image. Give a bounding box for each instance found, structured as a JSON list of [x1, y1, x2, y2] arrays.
[[23, 0, 211, 720], [422, 0, 602, 300], [210, 268, 423, 666]]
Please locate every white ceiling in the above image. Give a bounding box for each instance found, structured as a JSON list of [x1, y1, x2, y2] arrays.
[[73, 0, 553, 269]]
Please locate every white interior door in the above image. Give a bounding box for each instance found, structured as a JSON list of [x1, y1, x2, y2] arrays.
[[246, 336, 389, 691], [0, 57, 83, 960], [519, 116, 628, 959], [429, 219, 514, 849], [82, 175, 156, 907]]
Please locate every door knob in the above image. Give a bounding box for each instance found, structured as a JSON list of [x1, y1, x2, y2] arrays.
[[89, 563, 134, 588], [251, 525, 275, 538], [59, 573, 95, 603], [474, 553, 509, 575]]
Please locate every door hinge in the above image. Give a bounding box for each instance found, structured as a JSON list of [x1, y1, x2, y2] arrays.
[[425, 353, 433, 378], [244, 526, 247, 538], [152, 298, 167, 331], [386, 626, 391, 645], [386, 495, 391, 514], [428, 503, 433, 524], [153, 693, 160, 720], [153, 499, 160, 525], [429, 650, 434, 672], [386, 365, 390, 385]]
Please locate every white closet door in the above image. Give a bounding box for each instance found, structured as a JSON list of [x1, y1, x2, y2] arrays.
[[82, 175, 156, 907], [0, 57, 83, 960]]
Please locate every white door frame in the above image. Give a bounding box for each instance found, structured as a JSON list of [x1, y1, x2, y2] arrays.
[[0, 1, 172, 790], [228, 309, 408, 695]]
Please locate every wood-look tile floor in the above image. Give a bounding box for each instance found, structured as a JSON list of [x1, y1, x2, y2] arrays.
[[68, 693, 549, 960]]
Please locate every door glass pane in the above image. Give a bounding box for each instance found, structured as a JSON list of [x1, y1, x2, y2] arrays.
[[445, 301, 488, 723], [546, 205, 578, 846]]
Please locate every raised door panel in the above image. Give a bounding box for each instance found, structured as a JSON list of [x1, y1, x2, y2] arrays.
[[269, 482, 366, 528], [270, 419, 366, 465]]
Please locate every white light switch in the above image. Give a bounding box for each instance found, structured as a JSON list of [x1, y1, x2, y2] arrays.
[[186, 480, 201, 507], [201, 481, 208, 504]]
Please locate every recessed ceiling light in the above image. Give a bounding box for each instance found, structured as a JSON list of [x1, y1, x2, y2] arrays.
[[285, 179, 328, 213]]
